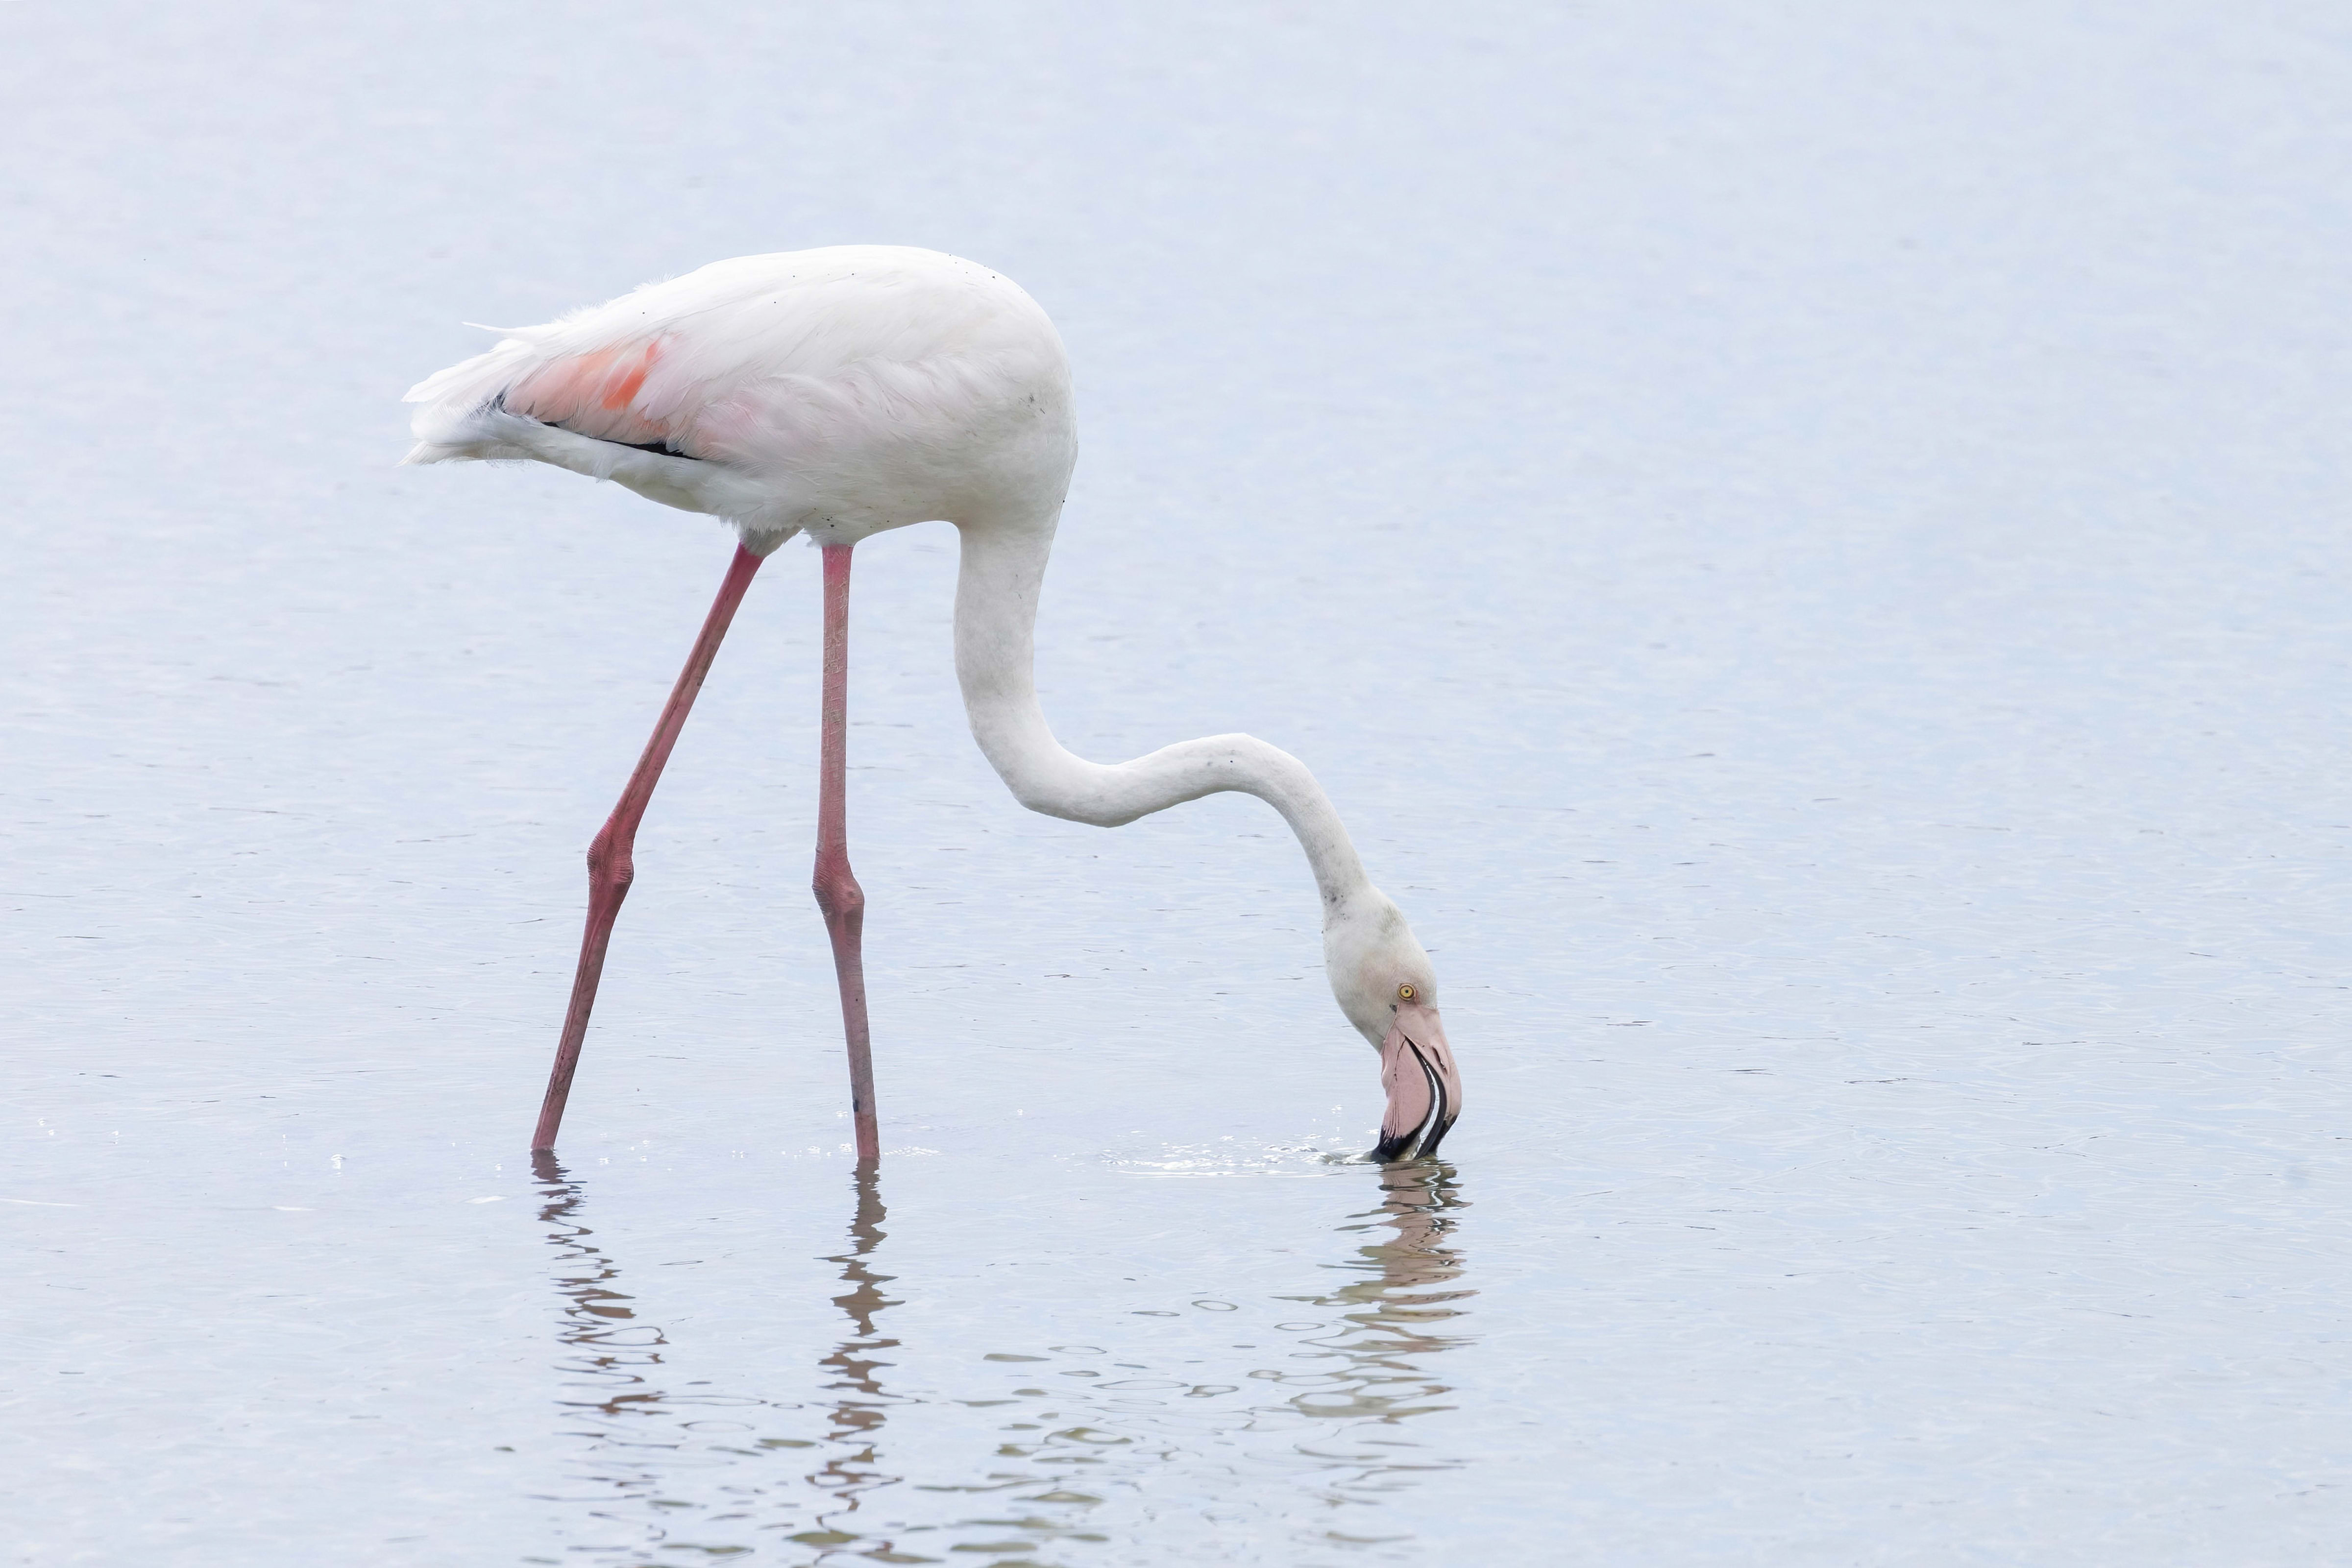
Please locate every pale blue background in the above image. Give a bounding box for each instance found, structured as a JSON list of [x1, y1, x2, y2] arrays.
[[3, 3, 2347, 1563]]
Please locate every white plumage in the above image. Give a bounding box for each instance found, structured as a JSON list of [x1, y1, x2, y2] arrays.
[[406, 245, 1076, 548]]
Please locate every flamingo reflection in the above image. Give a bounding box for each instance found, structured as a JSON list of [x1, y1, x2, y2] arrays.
[[526, 1154, 1465, 1557], [1325, 1158, 1472, 1345], [1280, 1158, 1473, 1492]]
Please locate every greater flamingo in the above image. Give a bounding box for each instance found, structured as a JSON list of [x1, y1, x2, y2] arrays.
[[403, 245, 1462, 1164]]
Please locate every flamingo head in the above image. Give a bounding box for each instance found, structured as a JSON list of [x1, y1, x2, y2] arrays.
[[1324, 894, 1463, 1162]]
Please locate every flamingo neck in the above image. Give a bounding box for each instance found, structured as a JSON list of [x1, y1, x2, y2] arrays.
[[951, 516, 1377, 919]]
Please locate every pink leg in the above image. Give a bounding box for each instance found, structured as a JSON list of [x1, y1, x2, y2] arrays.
[[533, 543, 765, 1152], [814, 544, 882, 1165]]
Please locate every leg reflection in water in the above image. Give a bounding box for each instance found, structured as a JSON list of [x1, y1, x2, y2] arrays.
[[533, 1154, 908, 1559], [534, 1151, 675, 1452], [801, 1167, 907, 1558], [532, 1150, 690, 1547]]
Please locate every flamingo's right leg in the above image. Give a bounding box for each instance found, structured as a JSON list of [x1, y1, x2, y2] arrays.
[[813, 544, 882, 1166], [533, 543, 766, 1152]]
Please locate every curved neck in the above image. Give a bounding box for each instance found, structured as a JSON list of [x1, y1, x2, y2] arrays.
[[951, 517, 1375, 917]]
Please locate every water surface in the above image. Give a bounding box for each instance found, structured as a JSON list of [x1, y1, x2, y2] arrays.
[[5, 2, 2349, 1562]]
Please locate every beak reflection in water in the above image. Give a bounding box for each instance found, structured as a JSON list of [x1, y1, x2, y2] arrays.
[[529, 1155, 1474, 1562]]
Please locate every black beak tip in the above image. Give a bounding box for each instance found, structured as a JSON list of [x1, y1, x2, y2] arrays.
[[1416, 1112, 1457, 1158], [1369, 1111, 1459, 1164], [1368, 1038, 1455, 1164]]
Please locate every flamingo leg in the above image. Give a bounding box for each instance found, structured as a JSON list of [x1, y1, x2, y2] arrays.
[[814, 543, 882, 1165], [532, 543, 765, 1152]]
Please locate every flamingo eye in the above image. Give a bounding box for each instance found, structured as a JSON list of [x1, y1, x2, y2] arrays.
[[1397, 984, 1416, 1001]]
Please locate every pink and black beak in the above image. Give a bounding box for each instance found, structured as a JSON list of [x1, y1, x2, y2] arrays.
[[1372, 1001, 1463, 1162]]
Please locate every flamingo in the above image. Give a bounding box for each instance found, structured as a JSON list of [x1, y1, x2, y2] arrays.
[[403, 245, 1462, 1164]]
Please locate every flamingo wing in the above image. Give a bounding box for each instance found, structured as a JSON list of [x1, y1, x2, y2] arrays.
[[406, 246, 1010, 461], [403, 246, 1073, 543]]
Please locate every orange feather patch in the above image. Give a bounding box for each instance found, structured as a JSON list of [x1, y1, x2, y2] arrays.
[[508, 339, 674, 447]]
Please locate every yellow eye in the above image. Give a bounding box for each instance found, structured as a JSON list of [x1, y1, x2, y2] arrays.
[[1397, 984, 1416, 1001]]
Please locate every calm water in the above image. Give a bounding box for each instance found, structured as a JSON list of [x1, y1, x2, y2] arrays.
[[6, 2, 2349, 1563]]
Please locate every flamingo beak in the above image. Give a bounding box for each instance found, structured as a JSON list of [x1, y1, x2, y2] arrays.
[[1372, 1002, 1463, 1162]]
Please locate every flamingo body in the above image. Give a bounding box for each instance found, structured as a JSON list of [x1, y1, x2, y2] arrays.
[[407, 247, 1074, 550]]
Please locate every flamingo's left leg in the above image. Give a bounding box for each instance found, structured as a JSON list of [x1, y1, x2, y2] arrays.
[[814, 543, 882, 1165], [533, 543, 765, 1152]]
